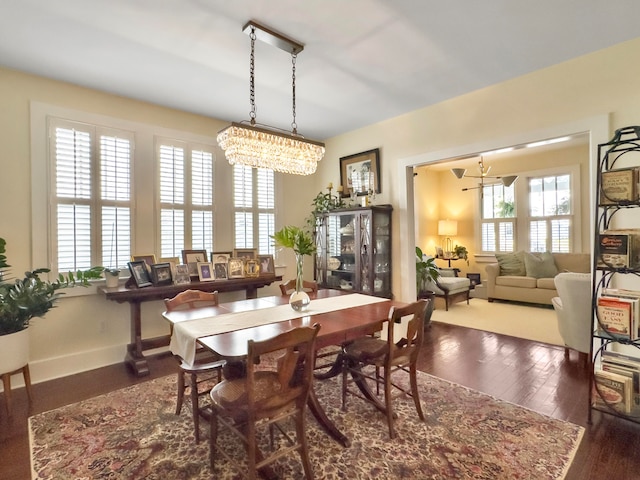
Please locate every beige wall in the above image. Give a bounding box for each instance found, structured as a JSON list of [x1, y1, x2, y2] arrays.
[[2, 36, 640, 382]]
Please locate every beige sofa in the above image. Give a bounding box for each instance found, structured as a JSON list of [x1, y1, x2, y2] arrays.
[[486, 253, 590, 306]]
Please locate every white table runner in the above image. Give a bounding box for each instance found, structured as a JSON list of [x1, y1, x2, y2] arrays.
[[169, 293, 388, 365]]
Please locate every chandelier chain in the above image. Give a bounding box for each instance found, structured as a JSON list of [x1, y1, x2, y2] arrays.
[[249, 27, 256, 123], [291, 53, 297, 134]]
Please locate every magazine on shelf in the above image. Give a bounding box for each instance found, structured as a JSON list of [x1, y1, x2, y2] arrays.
[[596, 296, 636, 339], [600, 167, 639, 205], [602, 352, 640, 413], [593, 369, 633, 414]]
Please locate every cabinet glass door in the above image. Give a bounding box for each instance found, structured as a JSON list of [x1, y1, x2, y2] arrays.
[[326, 211, 358, 292]]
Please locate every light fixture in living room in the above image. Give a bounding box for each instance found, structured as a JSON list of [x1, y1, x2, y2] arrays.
[[438, 219, 457, 258], [451, 157, 517, 191], [217, 21, 325, 175]]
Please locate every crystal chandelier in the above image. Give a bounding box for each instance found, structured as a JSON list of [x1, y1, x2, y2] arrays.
[[217, 21, 325, 175]]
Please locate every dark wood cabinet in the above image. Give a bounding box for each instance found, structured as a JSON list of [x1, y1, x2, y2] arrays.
[[315, 205, 392, 298]]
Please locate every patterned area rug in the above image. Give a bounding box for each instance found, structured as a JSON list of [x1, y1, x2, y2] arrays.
[[30, 369, 583, 479]]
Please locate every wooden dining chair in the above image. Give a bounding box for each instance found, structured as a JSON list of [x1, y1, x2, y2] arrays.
[[278, 279, 319, 295], [209, 324, 320, 480], [164, 289, 225, 443], [341, 299, 430, 439]]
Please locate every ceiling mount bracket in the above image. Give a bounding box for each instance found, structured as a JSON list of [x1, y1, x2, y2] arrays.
[[242, 20, 304, 55]]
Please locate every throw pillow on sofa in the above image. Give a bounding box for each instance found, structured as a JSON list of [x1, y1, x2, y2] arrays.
[[495, 251, 526, 276], [523, 251, 559, 278]]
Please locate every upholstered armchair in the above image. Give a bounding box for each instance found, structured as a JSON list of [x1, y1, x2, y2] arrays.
[[423, 266, 471, 311], [551, 272, 592, 363]]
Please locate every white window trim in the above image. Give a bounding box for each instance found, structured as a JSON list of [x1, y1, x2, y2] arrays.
[[30, 102, 217, 286], [475, 163, 582, 253]]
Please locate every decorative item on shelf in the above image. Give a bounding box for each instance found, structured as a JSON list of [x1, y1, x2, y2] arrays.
[[328, 257, 341, 271], [438, 219, 457, 258], [103, 268, 121, 288], [272, 225, 316, 312], [451, 156, 518, 192], [339, 148, 381, 199], [306, 184, 346, 230], [216, 21, 325, 175]]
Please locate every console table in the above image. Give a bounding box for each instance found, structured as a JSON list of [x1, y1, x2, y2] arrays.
[[99, 275, 281, 376]]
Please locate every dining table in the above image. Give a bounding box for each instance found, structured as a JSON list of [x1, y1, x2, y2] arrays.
[[163, 289, 406, 448]]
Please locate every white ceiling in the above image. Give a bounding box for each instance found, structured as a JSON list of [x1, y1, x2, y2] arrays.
[[1, 1, 639, 140]]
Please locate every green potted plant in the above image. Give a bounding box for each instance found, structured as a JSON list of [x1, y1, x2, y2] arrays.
[[272, 226, 316, 311], [0, 237, 103, 374], [306, 189, 346, 230], [454, 244, 469, 265], [415, 246, 439, 298]]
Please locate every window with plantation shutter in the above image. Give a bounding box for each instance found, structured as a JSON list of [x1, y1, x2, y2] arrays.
[[480, 183, 515, 252], [479, 168, 577, 254], [158, 140, 214, 258], [52, 120, 132, 272], [233, 165, 275, 255], [528, 174, 571, 253]]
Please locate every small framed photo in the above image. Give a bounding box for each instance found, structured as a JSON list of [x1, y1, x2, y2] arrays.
[[228, 258, 245, 278], [258, 255, 275, 276], [131, 254, 157, 271], [245, 259, 260, 277], [213, 262, 228, 280], [211, 251, 232, 264], [233, 248, 257, 263], [150, 262, 173, 286], [182, 249, 208, 277], [197, 262, 215, 282], [174, 264, 191, 285], [339, 148, 381, 197], [128, 260, 153, 288], [159, 257, 180, 278], [434, 246, 444, 258]]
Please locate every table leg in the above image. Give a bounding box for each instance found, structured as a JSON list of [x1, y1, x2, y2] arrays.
[[307, 388, 351, 448], [125, 300, 149, 377]]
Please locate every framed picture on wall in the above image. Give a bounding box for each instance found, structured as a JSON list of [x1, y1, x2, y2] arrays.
[[339, 148, 381, 197]]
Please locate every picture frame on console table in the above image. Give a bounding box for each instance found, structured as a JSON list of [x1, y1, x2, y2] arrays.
[[339, 148, 381, 197], [128, 260, 153, 288], [174, 264, 191, 285], [150, 262, 173, 286], [228, 258, 245, 278], [182, 249, 208, 277]]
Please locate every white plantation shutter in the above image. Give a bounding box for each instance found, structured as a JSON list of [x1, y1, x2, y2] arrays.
[[480, 184, 515, 253], [100, 135, 131, 269], [233, 165, 275, 254], [158, 142, 214, 257], [53, 122, 132, 272], [528, 174, 572, 252]]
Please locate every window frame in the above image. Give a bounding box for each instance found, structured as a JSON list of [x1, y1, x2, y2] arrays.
[[476, 164, 582, 254], [30, 102, 218, 289]]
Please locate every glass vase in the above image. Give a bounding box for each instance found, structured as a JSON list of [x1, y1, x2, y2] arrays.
[[289, 253, 310, 312]]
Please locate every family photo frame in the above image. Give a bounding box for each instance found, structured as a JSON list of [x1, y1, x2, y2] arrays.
[[182, 249, 208, 277], [258, 254, 275, 276], [150, 263, 173, 286], [339, 148, 381, 197], [128, 260, 152, 288]]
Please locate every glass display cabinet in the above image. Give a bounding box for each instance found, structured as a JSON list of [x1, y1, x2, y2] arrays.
[[315, 204, 392, 298]]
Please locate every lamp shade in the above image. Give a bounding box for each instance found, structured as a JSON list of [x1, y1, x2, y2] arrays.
[[451, 168, 466, 179], [501, 175, 518, 187], [438, 219, 458, 237]]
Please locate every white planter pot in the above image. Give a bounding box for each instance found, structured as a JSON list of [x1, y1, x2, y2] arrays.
[[105, 273, 119, 288], [0, 328, 30, 374]]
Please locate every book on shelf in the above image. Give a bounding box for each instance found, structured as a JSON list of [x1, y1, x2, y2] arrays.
[[597, 229, 640, 269], [593, 369, 633, 414], [596, 296, 636, 339], [600, 167, 640, 205], [601, 289, 640, 338], [602, 351, 640, 413]]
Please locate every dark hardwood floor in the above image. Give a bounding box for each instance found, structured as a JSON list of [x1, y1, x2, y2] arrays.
[[2, 322, 639, 479]]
